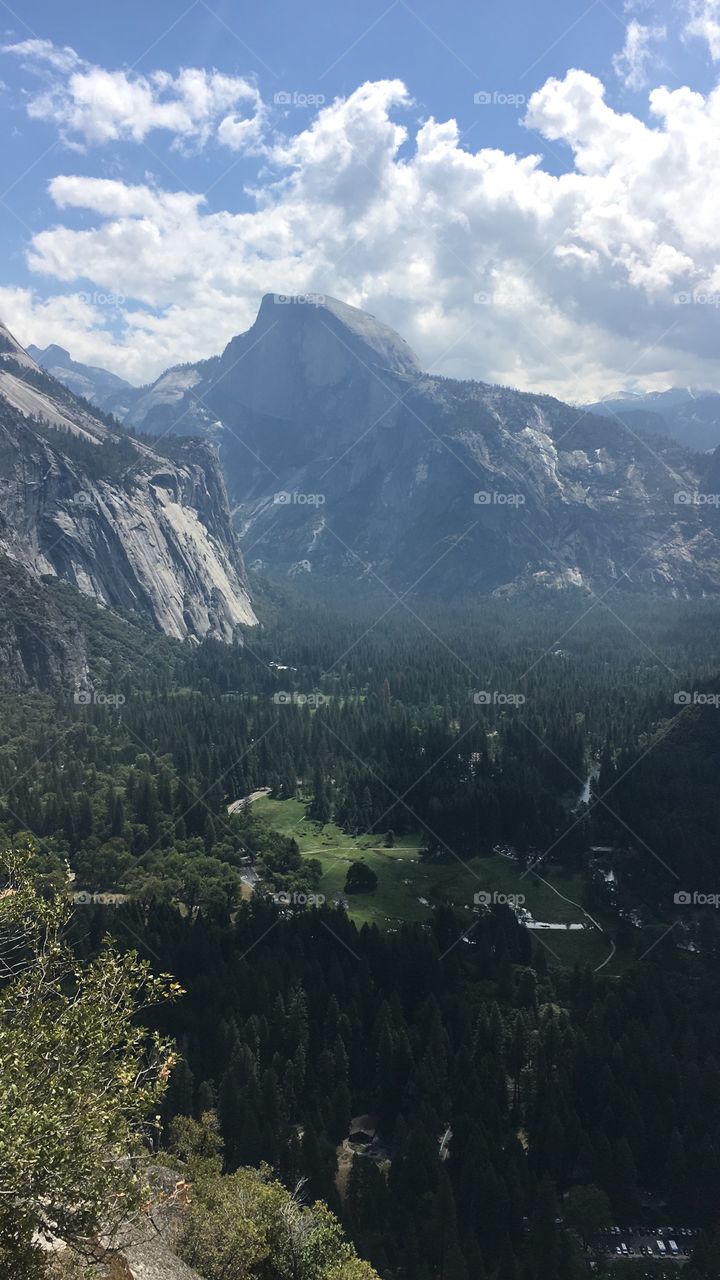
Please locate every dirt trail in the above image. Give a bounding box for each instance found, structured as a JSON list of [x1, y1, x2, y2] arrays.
[[227, 786, 272, 814]]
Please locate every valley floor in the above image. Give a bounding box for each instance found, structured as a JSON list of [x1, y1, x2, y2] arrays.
[[250, 794, 621, 971]]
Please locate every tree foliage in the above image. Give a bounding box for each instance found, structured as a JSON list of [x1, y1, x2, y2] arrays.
[[344, 862, 378, 894], [176, 1160, 379, 1280], [0, 850, 178, 1274]]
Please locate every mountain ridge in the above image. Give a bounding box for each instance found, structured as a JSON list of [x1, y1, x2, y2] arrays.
[[27, 340, 139, 418], [585, 387, 720, 453], [117, 294, 720, 599]]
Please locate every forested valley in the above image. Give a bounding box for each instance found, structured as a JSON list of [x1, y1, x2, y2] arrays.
[[2, 585, 720, 1277]]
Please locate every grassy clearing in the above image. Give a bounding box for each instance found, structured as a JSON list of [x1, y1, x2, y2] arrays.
[[530, 926, 614, 970], [253, 794, 432, 926], [251, 795, 616, 963]]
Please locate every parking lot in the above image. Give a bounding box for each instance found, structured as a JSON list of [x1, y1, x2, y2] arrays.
[[598, 1225, 699, 1262]]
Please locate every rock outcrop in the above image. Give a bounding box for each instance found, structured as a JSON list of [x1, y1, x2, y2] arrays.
[[0, 325, 256, 643]]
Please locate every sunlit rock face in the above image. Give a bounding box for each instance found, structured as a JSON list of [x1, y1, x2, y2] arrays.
[[0, 323, 256, 642]]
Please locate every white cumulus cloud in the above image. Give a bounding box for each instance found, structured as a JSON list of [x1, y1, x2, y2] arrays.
[[2, 38, 82, 73], [6, 72, 720, 400], [2, 39, 266, 151]]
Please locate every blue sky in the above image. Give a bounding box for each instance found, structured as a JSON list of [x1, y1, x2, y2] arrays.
[[2, 0, 720, 398]]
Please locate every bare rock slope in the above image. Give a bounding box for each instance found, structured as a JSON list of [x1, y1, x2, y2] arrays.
[[0, 323, 256, 642]]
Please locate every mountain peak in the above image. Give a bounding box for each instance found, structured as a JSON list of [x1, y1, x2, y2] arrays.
[[117, 294, 720, 597], [24, 341, 137, 414], [251, 291, 423, 378], [202, 291, 423, 426], [31, 342, 72, 365]]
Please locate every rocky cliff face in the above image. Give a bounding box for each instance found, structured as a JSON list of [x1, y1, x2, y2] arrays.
[[124, 295, 720, 598], [47, 1189, 205, 1280], [0, 324, 256, 643]]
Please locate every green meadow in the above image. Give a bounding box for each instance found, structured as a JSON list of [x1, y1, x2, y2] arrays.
[[251, 795, 616, 967]]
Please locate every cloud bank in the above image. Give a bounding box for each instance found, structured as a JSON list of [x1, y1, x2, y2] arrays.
[[4, 40, 720, 400]]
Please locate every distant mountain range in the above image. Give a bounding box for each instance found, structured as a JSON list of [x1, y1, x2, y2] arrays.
[[585, 387, 720, 453], [0, 322, 255, 686], [13, 296, 720, 603], [30, 328, 720, 459], [107, 294, 720, 598], [27, 342, 138, 418]]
